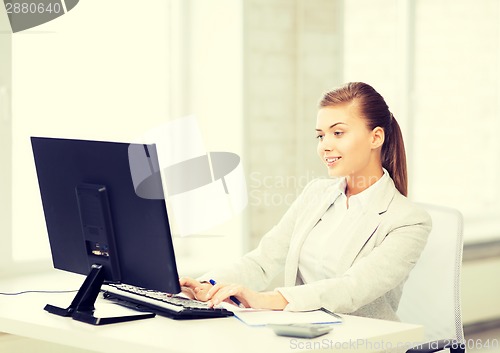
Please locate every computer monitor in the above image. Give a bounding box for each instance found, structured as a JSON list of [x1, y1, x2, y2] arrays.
[[31, 136, 182, 325]]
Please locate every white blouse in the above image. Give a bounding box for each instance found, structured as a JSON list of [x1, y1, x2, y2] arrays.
[[298, 169, 389, 284]]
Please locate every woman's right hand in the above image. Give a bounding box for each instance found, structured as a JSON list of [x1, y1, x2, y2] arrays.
[[179, 277, 213, 301]]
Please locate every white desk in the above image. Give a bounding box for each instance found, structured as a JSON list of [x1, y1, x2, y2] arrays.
[[0, 271, 424, 353]]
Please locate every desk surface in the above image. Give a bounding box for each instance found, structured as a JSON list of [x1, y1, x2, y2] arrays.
[[0, 271, 424, 353]]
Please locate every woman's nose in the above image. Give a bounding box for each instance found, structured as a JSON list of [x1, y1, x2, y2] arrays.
[[319, 136, 333, 151]]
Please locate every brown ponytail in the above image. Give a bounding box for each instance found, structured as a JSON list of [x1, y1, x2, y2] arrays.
[[383, 114, 408, 196], [319, 82, 408, 196]]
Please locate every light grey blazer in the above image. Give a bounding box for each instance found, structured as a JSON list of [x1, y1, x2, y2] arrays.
[[203, 176, 432, 321]]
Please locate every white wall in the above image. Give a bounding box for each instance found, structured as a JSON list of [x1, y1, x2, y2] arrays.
[[462, 257, 500, 325], [6, 0, 245, 275], [0, 2, 12, 270], [10, 0, 170, 263]]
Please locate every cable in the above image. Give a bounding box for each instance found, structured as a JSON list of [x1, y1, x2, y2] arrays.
[[0, 289, 78, 296]]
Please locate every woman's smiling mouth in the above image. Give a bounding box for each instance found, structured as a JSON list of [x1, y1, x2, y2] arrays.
[[325, 156, 341, 166]]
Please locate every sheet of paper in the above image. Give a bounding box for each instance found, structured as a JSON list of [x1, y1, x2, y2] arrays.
[[218, 303, 342, 326]]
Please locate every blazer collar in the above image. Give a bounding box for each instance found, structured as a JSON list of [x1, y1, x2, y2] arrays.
[[366, 174, 397, 215], [323, 169, 397, 216]]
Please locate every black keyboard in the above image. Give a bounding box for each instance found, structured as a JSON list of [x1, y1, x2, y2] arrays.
[[101, 283, 234, 320]]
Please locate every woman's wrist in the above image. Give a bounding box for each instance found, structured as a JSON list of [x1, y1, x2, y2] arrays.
[[258, 290, 288, 310]]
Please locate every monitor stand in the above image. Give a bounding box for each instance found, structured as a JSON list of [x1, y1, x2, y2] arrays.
[[44, 264, 155, 325]]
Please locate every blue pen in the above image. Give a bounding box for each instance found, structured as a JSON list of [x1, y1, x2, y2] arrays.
[[209, 279, 244, 308]]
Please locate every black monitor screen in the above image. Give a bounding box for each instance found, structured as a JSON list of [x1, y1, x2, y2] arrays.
[[31, 136, 181, 295]]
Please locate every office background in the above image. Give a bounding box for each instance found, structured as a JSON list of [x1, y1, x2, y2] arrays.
[[1, 0, 499, 348]]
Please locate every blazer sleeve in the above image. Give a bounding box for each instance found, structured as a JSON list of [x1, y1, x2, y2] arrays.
[[199, 179, 321, 291], [276, 204, 432, 313]]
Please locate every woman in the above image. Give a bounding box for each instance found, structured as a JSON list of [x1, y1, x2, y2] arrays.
[[180, 82, 431, 321]]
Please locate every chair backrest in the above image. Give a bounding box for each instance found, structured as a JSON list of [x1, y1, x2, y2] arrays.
[[397, 203, 464, 343]]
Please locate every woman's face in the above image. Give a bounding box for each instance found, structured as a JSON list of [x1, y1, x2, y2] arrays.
[[315, 102, 383, 181]]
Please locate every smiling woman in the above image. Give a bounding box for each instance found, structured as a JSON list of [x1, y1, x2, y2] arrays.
[[180, 82, 432, 322]]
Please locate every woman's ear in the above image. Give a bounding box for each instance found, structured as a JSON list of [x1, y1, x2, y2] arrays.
[[371, 127, 385, 149]]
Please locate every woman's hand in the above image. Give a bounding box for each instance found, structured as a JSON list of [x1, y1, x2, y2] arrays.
[[179, 277, 289, 310], [205, 282, 289, 310], [178, 277, 213, 301]]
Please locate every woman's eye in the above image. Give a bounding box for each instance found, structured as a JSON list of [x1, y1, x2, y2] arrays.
[[316, 135, 324, 141], [334, 131, 344, 136]]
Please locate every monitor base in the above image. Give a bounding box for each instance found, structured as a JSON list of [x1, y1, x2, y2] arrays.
[[44, 264, 155, 325]]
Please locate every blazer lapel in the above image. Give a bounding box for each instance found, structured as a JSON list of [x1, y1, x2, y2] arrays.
[[335, 177, 397, 270], [336, 209, 382, 272]]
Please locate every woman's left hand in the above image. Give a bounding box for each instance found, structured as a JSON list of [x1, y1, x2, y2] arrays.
[[205, 282, 288, 310]]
